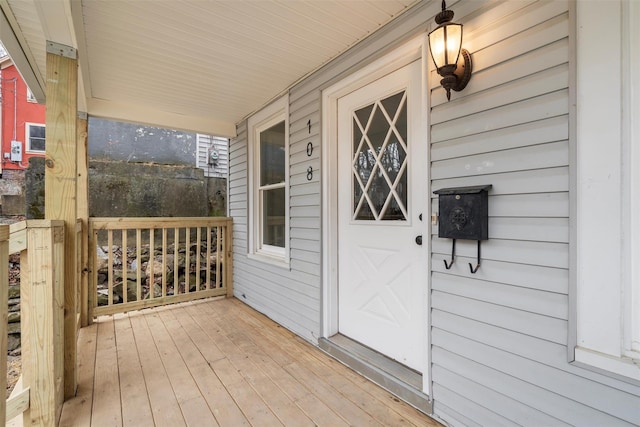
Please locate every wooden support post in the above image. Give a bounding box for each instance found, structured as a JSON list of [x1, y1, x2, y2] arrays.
[[226, 219, 234, 298], [21, 221, 65, 427], [44, 41, 79, 400], [88, 224, 98, 325], [0, 225, 9, 425], [77, 116, 89, 327]]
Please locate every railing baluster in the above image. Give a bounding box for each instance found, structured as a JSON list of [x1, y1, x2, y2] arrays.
[[108, 230, 114, 306], [90, 229, 97, 320], [149, 229, 155, 299], [162, 228, 167, 298], [122, 229, 128, 305], [196, 227, 202, 292], [185, 227, 190, 294], [206, 226, 212, 290], [136, 229, 142, 302], [174, 228, 179, 295], [217, 225, 222, 289]]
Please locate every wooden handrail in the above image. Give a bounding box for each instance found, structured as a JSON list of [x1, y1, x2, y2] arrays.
[[5, 387, 30, 421], [88, 217, 233, 320], [8, 221, 27, 254], [89, 217, 233, 229]]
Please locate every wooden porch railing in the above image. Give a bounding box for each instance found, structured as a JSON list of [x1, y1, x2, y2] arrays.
[[88, 217, 233, 319], [2, 217, 233, 425], [3, 221, 66, 426]]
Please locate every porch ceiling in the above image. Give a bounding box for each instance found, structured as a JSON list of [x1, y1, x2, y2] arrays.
[[0, 0, 420, 137]]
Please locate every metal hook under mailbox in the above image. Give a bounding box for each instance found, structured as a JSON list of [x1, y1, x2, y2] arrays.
[[443, 239, 482, 274], [469, 240, 481, 274], [444, 239, 456, 269]]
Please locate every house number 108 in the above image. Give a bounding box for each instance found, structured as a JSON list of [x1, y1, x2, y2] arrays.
[[306, 123, 313, 180]]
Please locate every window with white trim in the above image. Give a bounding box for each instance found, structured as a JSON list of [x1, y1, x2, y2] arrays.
[[575, 0, 640, 381], [26, 123, 45, 152], [27, 88, 36, 103], [248, 96, 289, 264]]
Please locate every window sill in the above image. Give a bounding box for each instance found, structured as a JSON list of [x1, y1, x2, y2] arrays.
[[574, 347, 640, 385], [247, 252, 290, 270]]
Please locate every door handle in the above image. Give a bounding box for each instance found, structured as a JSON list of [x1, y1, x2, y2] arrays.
[[415, 235, 423, 245]]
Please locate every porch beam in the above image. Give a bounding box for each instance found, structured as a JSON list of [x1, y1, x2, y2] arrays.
[[0, 3, 46, 103], [87, 98, 237, 138], [44, 41, 78, 400]]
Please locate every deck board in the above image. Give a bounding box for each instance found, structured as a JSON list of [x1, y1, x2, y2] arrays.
[[91, 319, 122, 427], [60, 297, 442, 426], [164, 307, 250, 426], [59, 323, 97, 427], [113, 314, 154, 427], [128, 313, 186, 427]]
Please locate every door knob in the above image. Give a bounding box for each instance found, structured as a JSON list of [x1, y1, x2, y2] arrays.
[[415, 235, 423, 245]]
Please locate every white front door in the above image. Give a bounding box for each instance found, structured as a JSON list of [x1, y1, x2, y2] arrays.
[[337, 59, 427, 372]]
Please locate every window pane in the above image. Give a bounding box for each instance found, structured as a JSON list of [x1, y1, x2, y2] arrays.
[[30, 138, 46, 152], [27, 88, 36, 102], [29, 125, 46, 151], [262, 187, 285, 248], [352, 91, 407, 221], [30, 125, 45, 138], [260, 121, 286, 186]]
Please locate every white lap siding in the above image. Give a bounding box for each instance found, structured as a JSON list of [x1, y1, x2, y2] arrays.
[[230, 97, 322, 343], [430, 1, 639, 426], [229, 0, 640, 424]]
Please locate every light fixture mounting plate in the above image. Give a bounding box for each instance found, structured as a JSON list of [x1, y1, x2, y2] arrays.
[[452, 48, 472, 92]]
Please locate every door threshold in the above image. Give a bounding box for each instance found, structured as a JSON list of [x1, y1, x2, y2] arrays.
[[318, 334, 432, 415]]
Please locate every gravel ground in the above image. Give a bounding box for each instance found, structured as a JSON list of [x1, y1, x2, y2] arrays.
[[3, 215, 24, 399], [6, 354, 21, 398]]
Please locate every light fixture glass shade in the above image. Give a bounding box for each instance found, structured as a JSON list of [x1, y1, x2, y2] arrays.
[[428, 23, 463, 70], [427, 1, 472, 101]]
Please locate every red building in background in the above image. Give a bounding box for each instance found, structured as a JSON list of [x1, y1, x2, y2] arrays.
[[1, 54, 46, 173]]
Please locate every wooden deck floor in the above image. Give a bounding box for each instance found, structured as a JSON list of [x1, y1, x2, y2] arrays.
[[59, 297, 441, 426]]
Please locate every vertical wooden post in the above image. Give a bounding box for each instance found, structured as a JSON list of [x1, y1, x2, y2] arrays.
[[87, 225, 97, 325], [44, 41, 78, 400], [21, 221, 65, 427], [226, 219, 234, 298], [77, 116, 89, 327], [0, 225, 9, 425]]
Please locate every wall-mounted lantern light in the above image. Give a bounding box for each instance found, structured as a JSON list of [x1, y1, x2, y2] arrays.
[[428, 0, 472, 101]]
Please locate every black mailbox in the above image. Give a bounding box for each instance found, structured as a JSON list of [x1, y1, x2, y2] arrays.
[[434, 185, 492, 240]]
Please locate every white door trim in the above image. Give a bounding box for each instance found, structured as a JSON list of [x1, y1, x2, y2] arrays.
[[321, 33, 432, 392]]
